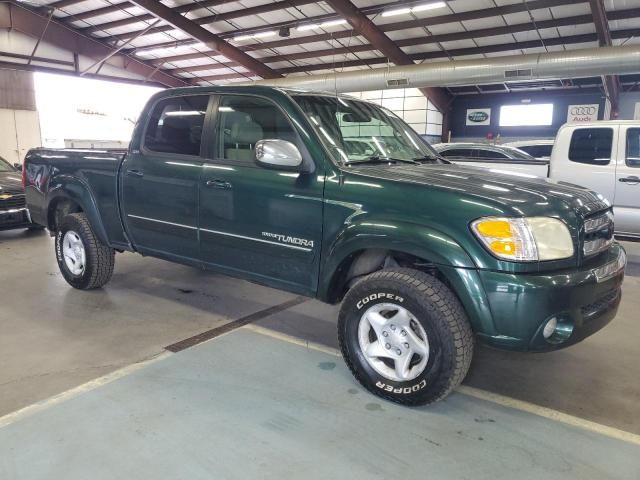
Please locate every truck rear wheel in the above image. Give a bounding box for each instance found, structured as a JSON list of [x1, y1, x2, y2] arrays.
[[338, 268, 473, 405], [55, 213, 115, 290]]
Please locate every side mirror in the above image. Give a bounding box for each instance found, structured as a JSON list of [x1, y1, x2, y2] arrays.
[[255, 139, 303, 170], [13, 163, 22, 171]]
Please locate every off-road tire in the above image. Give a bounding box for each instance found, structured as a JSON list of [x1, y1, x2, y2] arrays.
[[338, 268, 474, 406], [55, 213, 115, 290]]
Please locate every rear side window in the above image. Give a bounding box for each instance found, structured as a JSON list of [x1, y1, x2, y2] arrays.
[[144, 95, 209, 156], [568, 128, 613, 165], [216, 95, 297, 163], [439, 148, 474, 158], [626, 128, 640, 168], [473, 149, 509, 160], [519, 144, 553, 158]]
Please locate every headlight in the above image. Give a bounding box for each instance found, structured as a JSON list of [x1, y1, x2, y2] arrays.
[[471, 217, 574, 262]]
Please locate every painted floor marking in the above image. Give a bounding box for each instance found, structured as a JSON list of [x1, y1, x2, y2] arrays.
[[0, 351, 172, 429], [245, 324, 640, 447]]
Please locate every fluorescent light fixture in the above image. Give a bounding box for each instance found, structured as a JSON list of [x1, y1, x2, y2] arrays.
[[296, 23, 320, 32], [321, 19, 348, 27], [412, 1, 447, 12], [218, 106, 235, 112], [296, 18, 348, 31], [382, 7, 411, 17], [382, 2, 446, 17], [234, 30, 276, 41]]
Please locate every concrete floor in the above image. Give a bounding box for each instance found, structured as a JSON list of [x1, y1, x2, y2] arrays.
[[1, 328, 638, 480], [1, 229, 640, 477]]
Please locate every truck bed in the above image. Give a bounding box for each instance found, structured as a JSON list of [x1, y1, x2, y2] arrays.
[[24, 148, 128, 246]]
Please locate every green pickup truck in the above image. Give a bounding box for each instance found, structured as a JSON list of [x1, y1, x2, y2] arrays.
[[24, 86, 626, 405]]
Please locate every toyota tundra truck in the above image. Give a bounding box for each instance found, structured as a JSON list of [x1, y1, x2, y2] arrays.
[[23, 86, 626, 405]]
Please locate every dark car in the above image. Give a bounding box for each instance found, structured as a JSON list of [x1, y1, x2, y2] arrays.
[[0, 157, 41, 232]]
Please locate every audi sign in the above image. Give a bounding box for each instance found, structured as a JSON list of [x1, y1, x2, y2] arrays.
[[567, 104, 599, 123]]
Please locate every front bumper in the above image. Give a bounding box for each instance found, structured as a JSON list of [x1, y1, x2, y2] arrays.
[[475, 243, 626, 351], [0, 208, 33, 231]]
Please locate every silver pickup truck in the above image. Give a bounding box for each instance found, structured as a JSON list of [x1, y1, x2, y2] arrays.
[[438, 121, 640, 239]]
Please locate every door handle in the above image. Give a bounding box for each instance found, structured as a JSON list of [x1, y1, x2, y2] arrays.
[[619, 176, 640, 184], [205, 179, 232, 189], [126, 169, 144, 178]]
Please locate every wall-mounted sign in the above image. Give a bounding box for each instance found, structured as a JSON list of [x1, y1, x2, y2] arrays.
[[567, 104, 599, 123], [634, 103, 640, 121], [466, 108, 491, 126]]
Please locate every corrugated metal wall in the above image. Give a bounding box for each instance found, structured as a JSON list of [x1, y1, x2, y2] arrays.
[[0, 69, 36, 111]]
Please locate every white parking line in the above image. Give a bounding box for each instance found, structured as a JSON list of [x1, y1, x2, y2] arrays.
[[245, 324, 640, 447], [0, 351, 172, 429]]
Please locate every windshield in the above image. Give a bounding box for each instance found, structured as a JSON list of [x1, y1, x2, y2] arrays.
[[293, 95, 441, 164], [0, 157, 14, 172]]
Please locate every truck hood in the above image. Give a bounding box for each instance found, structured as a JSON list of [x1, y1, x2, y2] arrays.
[[347, 163, 609, 218], [0, 171, 23, 195]]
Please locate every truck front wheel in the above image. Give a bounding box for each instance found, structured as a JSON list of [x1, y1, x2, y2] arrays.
[[338, 268, 474, 405], [55, 213, 115, 290]]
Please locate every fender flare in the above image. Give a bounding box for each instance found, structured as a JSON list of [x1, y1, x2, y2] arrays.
[[318, 219, 475, 299], [46, 175, 110, 245], [318, 220, 497, 336]]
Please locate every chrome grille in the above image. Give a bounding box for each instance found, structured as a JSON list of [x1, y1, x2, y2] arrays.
[[583, 210, 614, 257], [0, 193, 26, 211]]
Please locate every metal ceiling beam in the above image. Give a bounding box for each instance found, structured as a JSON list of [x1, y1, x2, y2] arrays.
[[325, 0, 450, 113], [161, 14, 598, 73], [58, 0, 236, 22], [80, 0, 315, 35], [98, 0, 420, 44], [49, 0, 87, 9], [197, 32, 608, 82], [588, 0, 619, 117], [124, 0, 281, 79], [125, 0, 585, 56], [0, 2, 187, 87]]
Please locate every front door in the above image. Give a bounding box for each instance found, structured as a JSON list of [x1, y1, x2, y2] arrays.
[[199, 94, 324, 294], [121, 94, 210, 260], [614, 126, 640, 237]]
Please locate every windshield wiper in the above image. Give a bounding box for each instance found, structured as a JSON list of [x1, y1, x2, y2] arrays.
[[412, 154, 448, 164], [344, 155, 419, 166]]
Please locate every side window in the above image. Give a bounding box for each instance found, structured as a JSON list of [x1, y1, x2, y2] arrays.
[[144, 95, 209, 156], [626, 128, 640, 168], [474, 149, 509, 160], [217, 95, 297, 162], [568, 128, 613, 165], [440, 148, 473, 158], [524, 145, 553, 158]]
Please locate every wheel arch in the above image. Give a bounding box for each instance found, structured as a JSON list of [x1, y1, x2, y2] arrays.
[[318, 222, 497, 337], [46, 176, 110, 245]]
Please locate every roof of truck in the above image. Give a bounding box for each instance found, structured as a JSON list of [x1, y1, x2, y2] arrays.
[[560, 120, 640, 127]]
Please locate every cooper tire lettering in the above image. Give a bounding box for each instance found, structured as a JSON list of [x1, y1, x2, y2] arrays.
[[356, 293, 405, 310], [375, 379, 427, 394]]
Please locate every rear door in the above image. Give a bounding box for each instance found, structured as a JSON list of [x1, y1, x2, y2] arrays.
[[613, 126, 640, 237], [198, 94, 324, 294], [551, 126, 617, 203], [121, 94, 210, 261]]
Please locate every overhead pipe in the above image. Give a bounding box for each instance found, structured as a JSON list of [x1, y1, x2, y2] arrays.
[[239, 45, 640, 92]]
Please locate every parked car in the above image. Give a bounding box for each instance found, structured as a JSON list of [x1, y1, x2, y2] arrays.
[[432, 142, 549, 177], [24, 86, 625, 406], [0, 156, 42, 232], [503, 139, 555, 160]]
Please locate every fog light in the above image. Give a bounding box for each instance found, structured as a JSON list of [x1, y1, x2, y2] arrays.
[[542, 317, 558, 339]]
